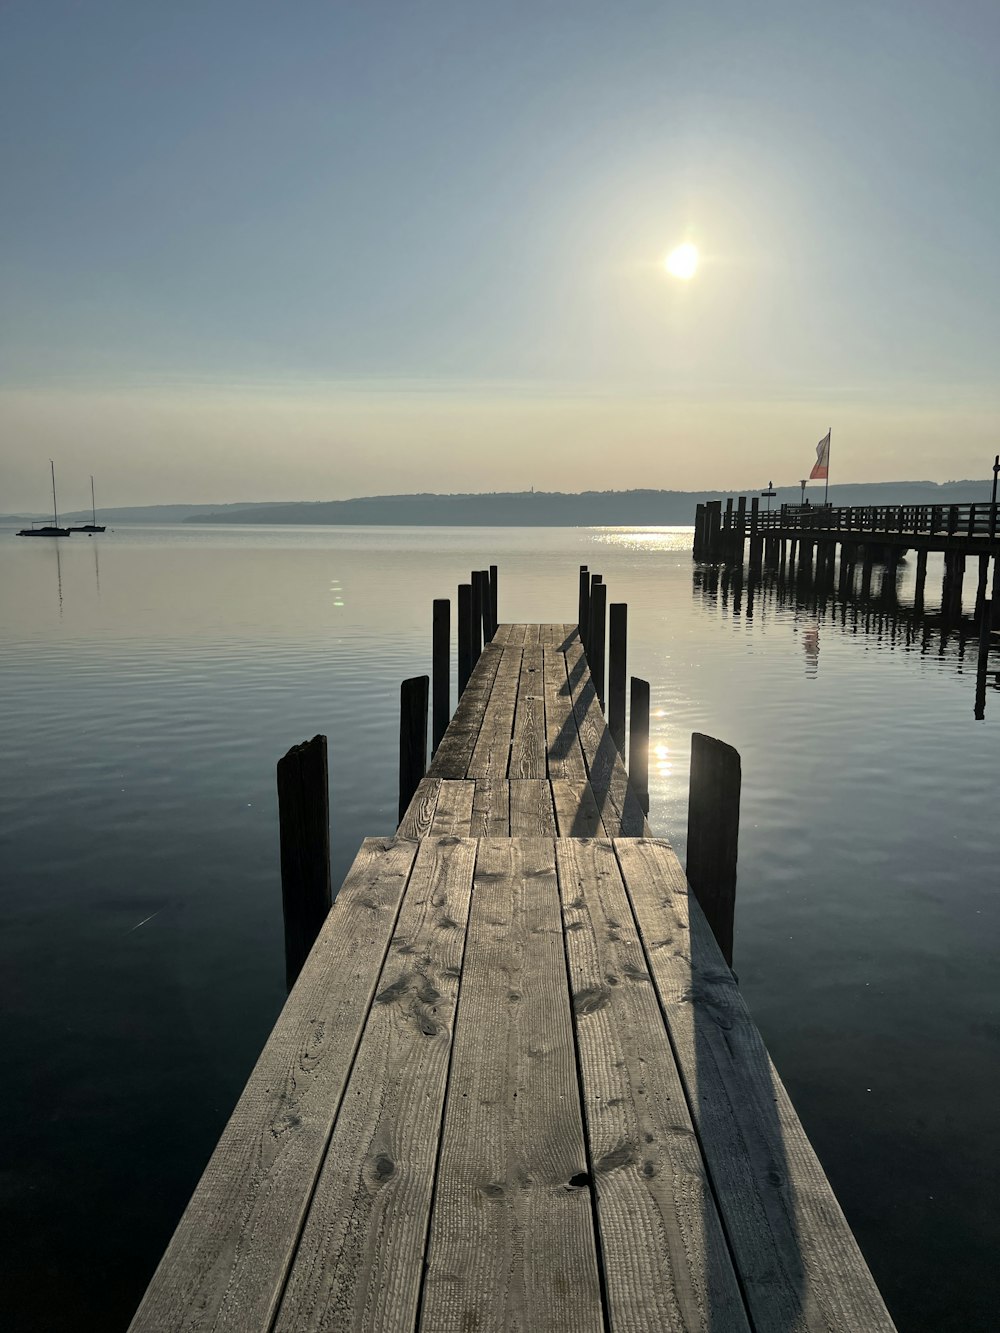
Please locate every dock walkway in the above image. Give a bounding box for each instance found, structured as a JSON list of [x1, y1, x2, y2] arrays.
[[130, 625, 896, 1332]]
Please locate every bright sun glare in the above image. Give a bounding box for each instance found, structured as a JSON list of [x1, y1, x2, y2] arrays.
[[665, 242, 699, 280]]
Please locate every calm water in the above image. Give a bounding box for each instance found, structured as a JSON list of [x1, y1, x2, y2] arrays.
[[1, 525, 997, 1332]]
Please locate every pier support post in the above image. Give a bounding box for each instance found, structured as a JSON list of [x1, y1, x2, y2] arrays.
[[914, 548, 928, 614], [457, 583, 472, 695], [975, 554, 990, 624], [608, 602, 627, 756], [277, 735, 332, 990], [590, 580, 608, 708], [398, 675, 429, 825], [629, 677, 650, 814], [686, 733, 741, 970], [975, 599, 992, 721], [587, 573, 603, 662], [432, 598, 450, 753], [489, 564, 498, 638], [470, 572, 484, 666], [693, 505, 705, 560], [578, 565, 590, 645], [477, 569, 491, 646]]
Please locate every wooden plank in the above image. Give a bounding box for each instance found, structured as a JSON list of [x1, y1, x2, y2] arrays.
[[418, 838, 604, 1333], [555, 839, 750, 1332], [397, 776, 441, 839], [523, 622, 541, 645], [565, 642, 649, 836], [428, 642, 503, 779], [274, 837, 477, 1333], [543, 646, 588, 781], [505, 623, 528, 646], [470, 777, 510, 836], [614, 839, 898, 1333], [492, 623, 512, 645], [429, 780, 476, 835], [550, 779, 607, 837], [510, 646, 547, 777], [508, 778, 556, 835], [467, 646, 521, 779], [128, 838, 420, 1333]]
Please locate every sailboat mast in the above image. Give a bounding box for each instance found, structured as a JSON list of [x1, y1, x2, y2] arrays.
[[51, 459, 59, 527], [91, 475, 96, 526]]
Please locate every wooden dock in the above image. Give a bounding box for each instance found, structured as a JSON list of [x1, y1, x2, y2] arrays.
[[129, 622, 897, 1332]]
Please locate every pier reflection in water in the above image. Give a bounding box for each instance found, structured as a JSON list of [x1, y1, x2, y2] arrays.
[[694, 540, 1000, 720]]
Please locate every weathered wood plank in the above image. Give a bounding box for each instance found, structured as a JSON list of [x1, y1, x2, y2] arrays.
[[418, 838, 604, 1333], [522, 622, 541, 645], [614, 838, 898, 1333], [550, 779, 607, 837], [492, 623, 512, 645], [505, 623, 528, 646], [428, 642, 503, 779], [429, 780, 476, 835], [510, 646, 546, 778], [470, 777, 510, 836], [397, 776, 441, 839], [565, 642, 649, 836], [556, 839, 750, 1332], [128, 838, 419, 1333], [508, 778, 556, 835], [273, 837, 477, 1333], [467, 647, 521, 779], [543, 646, 588, 781]]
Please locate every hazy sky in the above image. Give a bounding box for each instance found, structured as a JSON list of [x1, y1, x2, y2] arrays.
[[2, 1, 998, 508]]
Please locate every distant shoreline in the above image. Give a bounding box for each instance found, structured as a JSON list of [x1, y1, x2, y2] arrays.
[[4, 479, 992, 527]]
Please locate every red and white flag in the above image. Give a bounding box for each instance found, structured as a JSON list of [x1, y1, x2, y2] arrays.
[[809, 430, 831, 480]]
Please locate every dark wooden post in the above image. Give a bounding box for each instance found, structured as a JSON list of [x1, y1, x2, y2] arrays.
[[587, 573, 603, 659], [398, 675, 429, 824], [686, 733, 741, 969], [277, 735, 332, 990], [914, 548, 928, 614], [578, 565, 590, 643], [489, 564, 498, 638], [992, 556, 1000, 628], [457, 583, 472, 695], [975, 599, 992, 721], [470, 572, 483, 667], [629, 677, 650, 813], [693, 504, 705, 559], [608, 602, 627, 756], [590, 580, 608, 708], [478, 569, 491, 645], [432, 598, 450, 753]]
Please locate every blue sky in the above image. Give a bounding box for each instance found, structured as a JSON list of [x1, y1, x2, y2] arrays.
[[2, 1, 998, 506]]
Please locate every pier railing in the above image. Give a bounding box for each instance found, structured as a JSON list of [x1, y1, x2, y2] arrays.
[[757, 501, 999, 540]]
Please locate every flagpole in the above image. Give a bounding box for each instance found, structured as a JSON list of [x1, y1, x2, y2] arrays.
[[824, 428, 831, 507]]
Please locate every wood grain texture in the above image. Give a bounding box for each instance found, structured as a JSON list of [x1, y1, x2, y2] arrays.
[[492, 623, 512, 645], [565, 642, 649, 836], [428, 643, 502, 780], [550, 779, 606, 838], [508, 779, 556, 835], [273, 837, 477, 1333], [396, 777, 441, 840], [505, 623, 528, 646], [127, 838, 419, 1333], [510, 647, 547, 778], [556, 838, 750, 1332], [467, 647, 521, 779], [543, 646, 588, 781], [470, 777, 510, 836], [418, 838, 604, 1333], [429, 780, 476, 835], [614, 838, 898, 1333]]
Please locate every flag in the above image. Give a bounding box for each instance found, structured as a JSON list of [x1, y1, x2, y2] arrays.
[[809, 429, 831, 480]]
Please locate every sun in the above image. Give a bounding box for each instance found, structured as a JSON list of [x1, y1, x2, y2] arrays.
[[665, 242, 699, 280]]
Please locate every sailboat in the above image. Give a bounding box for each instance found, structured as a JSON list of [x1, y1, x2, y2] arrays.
[[68, 476, 106, 533], [17, 461, 71, 537]]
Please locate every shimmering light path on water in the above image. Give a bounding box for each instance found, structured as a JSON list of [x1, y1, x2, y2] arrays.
[[1, 524, 997, 1332]]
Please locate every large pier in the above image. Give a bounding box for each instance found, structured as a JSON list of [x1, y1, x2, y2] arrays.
[[129, 578, 897, 1331]]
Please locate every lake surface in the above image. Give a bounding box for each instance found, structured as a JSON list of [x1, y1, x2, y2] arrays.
[[1, 524, 997, 1332]]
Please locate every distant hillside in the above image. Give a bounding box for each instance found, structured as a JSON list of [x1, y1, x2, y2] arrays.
[[1, 502, 270, 525], [185, 480, 996, 527]]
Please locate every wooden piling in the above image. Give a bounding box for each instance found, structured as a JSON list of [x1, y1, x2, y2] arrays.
[[608, 602, 627, 756], [489, 565, 498, 638], [277, 735, 332, 990], [693, 504, 705, 559], [398, 675, 429, 824], [457, 583, 472, 696], [914, 548, 928, 614], [587, 573, 603, 662], [686, 733, 741, 969], [478, 569, 491, 645], [432, 598, 450, 753], [590, 581, 608, 708], [976, 599, 992, 721], [629, 676, 650, 814], [578, 566, 590, 647], [470, 572, 483, 666]]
